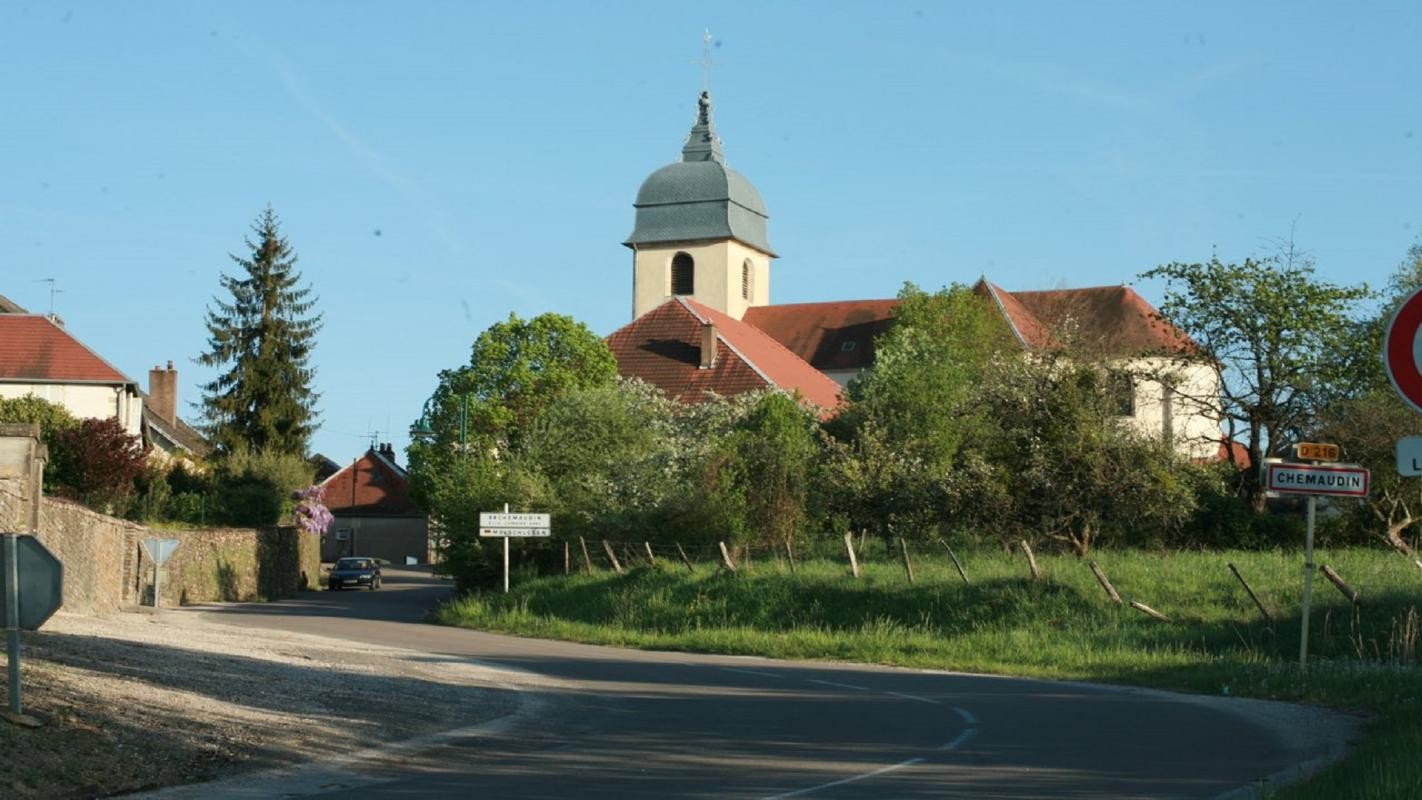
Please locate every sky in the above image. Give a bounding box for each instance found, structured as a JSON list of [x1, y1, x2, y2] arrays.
[[3, 1, 1421, 463]]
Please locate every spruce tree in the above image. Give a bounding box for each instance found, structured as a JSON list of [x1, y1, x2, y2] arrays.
[[198, 206, 322, 456]]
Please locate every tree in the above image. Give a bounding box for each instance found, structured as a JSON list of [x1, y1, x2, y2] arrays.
[[48, 417, 149, 512], [198, 206, 322, 456], [1141, 251, 1370, 511]]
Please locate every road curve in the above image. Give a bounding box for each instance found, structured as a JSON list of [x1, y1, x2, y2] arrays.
[[184, 568, 1355, 799]]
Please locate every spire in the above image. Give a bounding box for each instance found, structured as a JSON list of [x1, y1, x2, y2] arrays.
[[681, 91, 725, 163]]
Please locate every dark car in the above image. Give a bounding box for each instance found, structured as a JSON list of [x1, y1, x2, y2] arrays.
[[328, 557, 382, 590]]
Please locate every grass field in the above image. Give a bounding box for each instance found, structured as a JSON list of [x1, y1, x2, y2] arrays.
[[436, 544, 1422, 798]]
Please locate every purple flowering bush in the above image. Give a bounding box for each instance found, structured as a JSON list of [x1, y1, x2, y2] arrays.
[[293, 484, 334, 535]]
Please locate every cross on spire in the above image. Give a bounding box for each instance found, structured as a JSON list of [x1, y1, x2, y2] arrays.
[[694, 29, 716, 92]]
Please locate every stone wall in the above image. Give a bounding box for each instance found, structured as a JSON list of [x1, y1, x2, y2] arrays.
[[0, 476, 319, 614]]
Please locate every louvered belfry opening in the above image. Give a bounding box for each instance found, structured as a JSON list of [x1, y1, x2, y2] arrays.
[[742, 260, 751, 301], [671, 252, 695, 295]]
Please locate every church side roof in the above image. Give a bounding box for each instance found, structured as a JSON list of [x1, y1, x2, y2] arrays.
[[607, 298, 843, 415], [743, 300, 898, 371], [0, 315, 136, 385], [1010, 284, 1196, 356]]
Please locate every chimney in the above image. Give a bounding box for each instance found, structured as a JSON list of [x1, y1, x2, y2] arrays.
[[699, 322, 717, 369], [148, 361, 178, 426]]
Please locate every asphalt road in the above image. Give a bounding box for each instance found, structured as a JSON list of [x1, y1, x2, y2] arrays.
[[187, 567, 1353, 799]]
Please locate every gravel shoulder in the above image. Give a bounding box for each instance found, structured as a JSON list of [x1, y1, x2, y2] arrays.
[[0, 608, 521, 799]]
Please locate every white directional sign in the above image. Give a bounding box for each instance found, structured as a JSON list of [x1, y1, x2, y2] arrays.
[[1398, 436, 1422, 477], [1265, 463, 1370, 497], [478, 511, 551, 538]]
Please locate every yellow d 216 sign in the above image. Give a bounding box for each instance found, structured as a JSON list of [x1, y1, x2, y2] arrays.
[[1295, 442, 1340, 462]]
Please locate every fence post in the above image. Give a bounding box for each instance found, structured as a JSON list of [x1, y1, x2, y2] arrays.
[[1320, 564, 1361, 606], [945, 544, 969, 584], [643, 542, 657, 567], [579, 537, 594, 574], [844, 531, 861, 579], [898, 538, 915, 585], [1130, 600, 1171, 623], [676, 543, 696, 572], [1228, 562, 1272, 623], [601, 540, 623, 574], [718, 541, 738, 573], [1020, 540, 1041, 581], [564, 541, 570, 576], [784, 539, 797, 574], [1089, 561, 1122, 605]]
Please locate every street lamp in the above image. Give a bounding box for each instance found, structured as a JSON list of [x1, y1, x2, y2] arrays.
[[410, 395, 468, 451]]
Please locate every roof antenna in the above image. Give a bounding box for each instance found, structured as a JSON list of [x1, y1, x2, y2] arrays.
[[33, 278, 62, 318]]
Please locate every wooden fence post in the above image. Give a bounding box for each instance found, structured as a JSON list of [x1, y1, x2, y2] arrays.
[[945, 544, 969, 584], [1130, 600, 1171, 623], [564, 541, 570, 576], [1089, 561, 1122, 605], [1020, 540, 1041, 581], [643, 542, 657, 567], [1228, 562, 1272, 623], [1321, 564, 1361, 606], [844, 531, 861, 579], [899, 538, 915, 585], [601, 540, 623, 574], [784, 539, 797, 574], [676, 543, 696, 572], [579, 537, 594, 574], [718, 541, 738, 572]]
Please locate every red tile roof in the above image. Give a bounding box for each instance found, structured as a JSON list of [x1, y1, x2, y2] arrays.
[[607, 298, 844, 415], [0, 315, 135, 384], [973, 280, 1055, 350], [320, 448, 420, 516], [743, 300, 898, 371], [1009, 284, 1195, 356]]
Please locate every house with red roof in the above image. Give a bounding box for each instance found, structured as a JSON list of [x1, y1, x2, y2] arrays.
[[319, 443, 429, 564], [608, 92, 1224, 458]]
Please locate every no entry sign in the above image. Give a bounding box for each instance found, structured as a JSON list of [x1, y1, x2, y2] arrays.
[[1384, 286, 1422, 413]]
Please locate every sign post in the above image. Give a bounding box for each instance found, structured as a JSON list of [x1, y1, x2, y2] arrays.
[[140, 538, 180, 608], [1265, 457, 1368, 668], [479, 506, 551, 593], [1, 533, 64, 722]]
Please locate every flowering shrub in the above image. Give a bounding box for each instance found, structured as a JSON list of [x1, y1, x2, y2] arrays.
[[292, 484, 334, 534]]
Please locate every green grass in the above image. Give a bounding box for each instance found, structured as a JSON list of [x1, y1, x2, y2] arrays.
[[435, 546, 1422, 798]]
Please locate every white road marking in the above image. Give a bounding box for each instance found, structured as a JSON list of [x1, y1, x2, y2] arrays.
[[721, 667, 785, 679], [762, 757, 927, 799], [887, 691, 940, 704], [953, 706, 977, 724], [941, 727, 977, 751], [807, 679, 869, 691]]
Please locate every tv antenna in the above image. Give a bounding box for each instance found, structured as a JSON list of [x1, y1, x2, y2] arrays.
[[33, 278, 62, 317]]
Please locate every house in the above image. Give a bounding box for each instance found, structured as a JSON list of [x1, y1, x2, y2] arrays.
[[143, 361, 212, 463], [319, 443, 429, 564], [608, 91, 1223, 458]]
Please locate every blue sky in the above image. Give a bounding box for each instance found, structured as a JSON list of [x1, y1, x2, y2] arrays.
[[3, 2, 1420, 462]]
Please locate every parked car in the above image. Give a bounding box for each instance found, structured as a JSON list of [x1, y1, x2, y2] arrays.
[[328, 557, 382, 590]]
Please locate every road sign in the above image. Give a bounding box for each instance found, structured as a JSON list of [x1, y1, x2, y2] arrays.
[[141, 538, 180, 566], [479, 512, 551, 538], [1398, 436, 1422, 477], [479, 527, 552, 538], [0, 534, 63, 631], [1384, 286, 1422, 413], [1294, 442, 1340, 462], [1265, 463, 1369, 497]]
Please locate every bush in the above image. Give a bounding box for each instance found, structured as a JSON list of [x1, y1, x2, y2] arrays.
[[47, 417, 149, 514]]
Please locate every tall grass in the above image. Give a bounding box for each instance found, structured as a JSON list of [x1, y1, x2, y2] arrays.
[[437, 547, 1422, 798]]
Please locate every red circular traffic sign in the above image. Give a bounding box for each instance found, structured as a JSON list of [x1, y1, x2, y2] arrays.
[[1384, 286, 1422, 414]]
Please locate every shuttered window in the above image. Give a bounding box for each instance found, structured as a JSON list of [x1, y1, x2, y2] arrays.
[[671, 252, 694, 295]]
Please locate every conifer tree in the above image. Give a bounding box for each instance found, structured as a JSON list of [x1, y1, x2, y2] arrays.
[[198, 206, 322, 456]]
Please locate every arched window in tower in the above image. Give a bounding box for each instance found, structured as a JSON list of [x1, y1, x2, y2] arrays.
[[742, 259, 753, 301], [671, 252, 695, 296]]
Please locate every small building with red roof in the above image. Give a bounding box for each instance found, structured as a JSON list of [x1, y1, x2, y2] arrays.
[[319, 443, 429, 564], [0, 310, 145, 437], [612, 92, 1223, 458]]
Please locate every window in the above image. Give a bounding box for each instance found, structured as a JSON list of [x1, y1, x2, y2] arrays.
[[840, 341, 857, 352], [1108, 371, 1135, 417], [742, 259, 752, 301], [671, 252, 694, 295]]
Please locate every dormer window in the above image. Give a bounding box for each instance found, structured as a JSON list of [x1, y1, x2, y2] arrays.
[[671, 252, 695, 296], [840, 341, 857, 352]]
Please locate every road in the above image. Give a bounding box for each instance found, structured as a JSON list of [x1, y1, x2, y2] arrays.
[[186, 567, 1353, 799]]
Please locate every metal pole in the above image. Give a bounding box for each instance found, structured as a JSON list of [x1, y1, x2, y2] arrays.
[[503, 502, 510, 593], [1300, 495, 1317, 669], [5, 534, 22, 715], [152, 559, 161, 608]]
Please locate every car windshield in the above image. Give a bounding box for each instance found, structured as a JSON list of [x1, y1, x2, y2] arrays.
[[337, 559, 371, 570]]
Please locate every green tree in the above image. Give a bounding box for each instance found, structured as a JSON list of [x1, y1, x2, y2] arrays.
[[198, 206, 322, 456], [1141, 252, 1370, 511]]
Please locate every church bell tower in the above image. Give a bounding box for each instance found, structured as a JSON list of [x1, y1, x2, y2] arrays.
[[624, 91, 776, 321]]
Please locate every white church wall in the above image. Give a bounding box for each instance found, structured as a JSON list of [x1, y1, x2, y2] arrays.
[[1115, 358, 1221, 459]]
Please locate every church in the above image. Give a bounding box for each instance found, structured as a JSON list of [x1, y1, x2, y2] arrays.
[[606, 91, 1223, 459]]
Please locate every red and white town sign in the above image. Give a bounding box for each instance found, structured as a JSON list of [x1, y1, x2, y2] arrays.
[[1384, 286, 1422, 414]]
